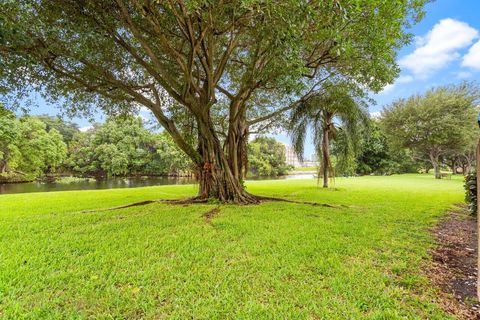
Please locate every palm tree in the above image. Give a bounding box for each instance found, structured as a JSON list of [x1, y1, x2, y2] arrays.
[[289, 84, 368, 188]]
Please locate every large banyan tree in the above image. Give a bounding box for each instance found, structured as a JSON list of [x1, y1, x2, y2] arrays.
[[0, 0, 426, 203]]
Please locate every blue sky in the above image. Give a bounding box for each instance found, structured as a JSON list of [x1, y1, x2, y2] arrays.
[[372, 0, 480, 110], [20, 0, 480, 157]]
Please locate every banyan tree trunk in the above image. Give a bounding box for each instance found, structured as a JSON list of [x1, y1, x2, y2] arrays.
[[196, 114, 258, 204], [226, 113, 249, 180]]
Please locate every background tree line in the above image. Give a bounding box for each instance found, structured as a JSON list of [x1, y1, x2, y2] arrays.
[[0, 109, 191, 180], [329, 82, 478, 180], [0, 107, 68, 180], [2, 81, 477, 183], [0, 107, 291, 181]]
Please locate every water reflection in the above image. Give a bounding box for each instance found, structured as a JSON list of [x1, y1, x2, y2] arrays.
[[0, 173, 315, 195]]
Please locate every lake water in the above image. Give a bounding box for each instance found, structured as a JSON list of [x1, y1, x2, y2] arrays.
[[0, 173, 315, 195]]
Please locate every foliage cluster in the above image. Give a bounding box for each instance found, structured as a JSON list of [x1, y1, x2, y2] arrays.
[[0, 112, 193, 178], [1, 111, 291, 179], [350, 120, 421, 176], [247, 136, 291, 177], [329, 82, 478, 178], [382, 83, 479, 179], [67, 117, 191, 177], [0, 108, 67, 176], [464, 171, 477, 215]]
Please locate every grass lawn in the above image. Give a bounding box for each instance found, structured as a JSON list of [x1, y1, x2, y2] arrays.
[[0, 174, 464, 319], [290, 167, 318, 172]]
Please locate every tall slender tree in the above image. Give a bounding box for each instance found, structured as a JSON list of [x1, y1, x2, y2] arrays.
[[289, 83, 368, 188]]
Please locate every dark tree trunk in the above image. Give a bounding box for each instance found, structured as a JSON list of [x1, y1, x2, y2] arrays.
[[196, 113, 258, 204], [0, 160, 7, 174], [430, 153, 441, 179], [450, 159, 457, 175], [464, 153, 475, 175], [433, 164, 441, 179]]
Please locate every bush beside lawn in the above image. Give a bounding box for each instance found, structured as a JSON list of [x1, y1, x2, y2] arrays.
[[0, 174, 463, 319]]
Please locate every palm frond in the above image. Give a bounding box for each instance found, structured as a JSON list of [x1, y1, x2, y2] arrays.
[[288, 80, 370, 176]]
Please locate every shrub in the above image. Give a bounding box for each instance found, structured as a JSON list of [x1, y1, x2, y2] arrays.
[[464, 171, 477, 215]]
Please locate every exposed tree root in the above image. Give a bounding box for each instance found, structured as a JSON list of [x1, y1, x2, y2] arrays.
[[159, 197, 209, 205], [203, 206, 220, 224], [81, 200, 158, 213], [80, 195, 345, 213], [256, 195, 347, 208], [161, 194, 260, 205]]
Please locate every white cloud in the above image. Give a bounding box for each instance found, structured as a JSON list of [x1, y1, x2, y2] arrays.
[[380, 83, 396, 94], [379, 75, 414, 94], [456, 71, 472, 79], [79, 126, 92, 132], [370, 111, 381, 119], [462, 40, 480, 70], [414, 35, 427, 47], [397, 75, 414, 84], [399, 19, 478, 77]]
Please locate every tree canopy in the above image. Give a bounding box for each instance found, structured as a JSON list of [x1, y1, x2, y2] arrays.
[[0, 107, 20, 174], [382, 82, 479, 179], [67, 117, 191, 177], [33, 115, 80, 144], [247, 136, 290, 177], [0, 0, 428, 202], [0, 114, 67, 176], [352, 119, 420, 175]]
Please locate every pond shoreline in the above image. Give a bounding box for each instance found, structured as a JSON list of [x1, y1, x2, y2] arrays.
[[0, 175, 35, 184], [0, 173, 195, 185], [0, 173, 316, 195]]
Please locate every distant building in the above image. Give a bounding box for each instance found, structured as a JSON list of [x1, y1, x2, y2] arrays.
[[285, 144, 302, 167], [284, 144, 319, 168]]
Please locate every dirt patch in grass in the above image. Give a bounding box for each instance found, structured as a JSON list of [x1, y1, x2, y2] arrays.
[[429, 207, 479, 319]]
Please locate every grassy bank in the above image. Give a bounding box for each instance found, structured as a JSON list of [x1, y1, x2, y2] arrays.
[[0, 174, 464, 319]]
